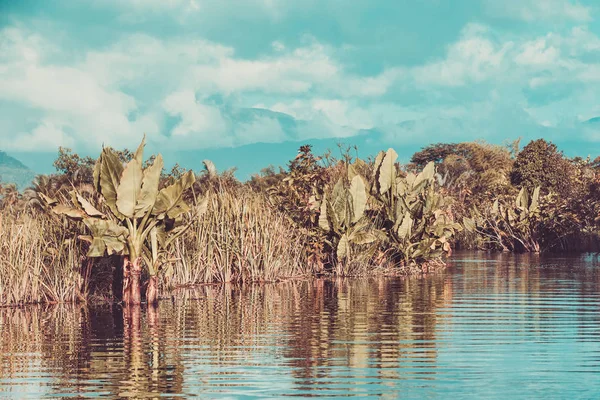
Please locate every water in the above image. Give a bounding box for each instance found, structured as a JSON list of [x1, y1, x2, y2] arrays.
[[2, 252, 600, 398]]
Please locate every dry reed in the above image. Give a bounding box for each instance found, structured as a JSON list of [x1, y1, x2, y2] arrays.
[[0, 212, 86, 306], [163, 190, 309, 287]]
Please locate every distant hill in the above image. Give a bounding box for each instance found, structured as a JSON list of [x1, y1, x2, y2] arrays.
[[0, 151, 36, 191]]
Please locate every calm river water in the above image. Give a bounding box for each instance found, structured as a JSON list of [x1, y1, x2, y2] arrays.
[[2, 252, 600, 398]]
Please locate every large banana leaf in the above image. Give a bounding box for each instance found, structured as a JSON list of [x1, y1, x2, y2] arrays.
[[134, 154, 164, 217], [99, 149, 125, 219], [350, 175, 367, 223], [331, 178, 348, 227], [76, 193, 104, 217], [153, 170, 196, 219], [397, 211, 413, 240], [337, 233, 350, 260], [413, 161, 435, 189], [53, 205, 87, 219], [133, 134, 146, 165], [82, 218, 129, 257], [378, 148, 398, 195], [116, 159, 143, 218], [318, 194, 330, 232]]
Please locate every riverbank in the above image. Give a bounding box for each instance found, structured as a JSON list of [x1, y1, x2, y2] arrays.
[[2, 138, 600, 306]]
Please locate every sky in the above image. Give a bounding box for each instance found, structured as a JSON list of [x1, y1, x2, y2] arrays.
[[2, 0, 600, 177]]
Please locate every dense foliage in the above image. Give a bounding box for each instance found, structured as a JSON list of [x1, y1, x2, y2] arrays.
[[1, 137, 599, 306], [510, 139, 573, 196]]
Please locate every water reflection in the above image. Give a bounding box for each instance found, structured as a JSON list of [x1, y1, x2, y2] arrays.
[[1, 252, 600, 398]]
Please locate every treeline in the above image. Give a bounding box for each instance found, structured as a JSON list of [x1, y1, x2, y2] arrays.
[[410, 139, 600, 253], [0, 137, 598, 306]]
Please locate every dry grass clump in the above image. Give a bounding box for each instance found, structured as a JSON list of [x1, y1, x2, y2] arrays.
[[163, 190, 309, 287], [0, 212, 86, 306]]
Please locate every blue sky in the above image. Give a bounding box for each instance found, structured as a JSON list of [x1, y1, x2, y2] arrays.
[[2, 0, 600, 176]]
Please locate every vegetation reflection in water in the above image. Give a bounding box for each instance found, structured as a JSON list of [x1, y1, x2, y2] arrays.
[[2, 253, 600, 398]]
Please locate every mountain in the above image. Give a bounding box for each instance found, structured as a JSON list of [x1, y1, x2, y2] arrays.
[[0, 151, 36, 191]]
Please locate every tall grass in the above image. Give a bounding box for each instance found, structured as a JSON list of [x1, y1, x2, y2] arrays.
[[163, 190, 309, 287], [0, 212, 86, 306]]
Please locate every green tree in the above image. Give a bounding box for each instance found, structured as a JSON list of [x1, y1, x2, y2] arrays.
[[410, 143, 464, 168], [510, 139, 572, 195]]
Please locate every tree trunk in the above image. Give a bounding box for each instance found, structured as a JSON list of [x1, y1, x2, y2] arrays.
[[146, 275, 159, 305], [122, 256, 142, 305], [122, 256, 132, 305], [130, 257, 142, 305]]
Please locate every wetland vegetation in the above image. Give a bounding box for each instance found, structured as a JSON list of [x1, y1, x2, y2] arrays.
[[1, 137, 599, 306]]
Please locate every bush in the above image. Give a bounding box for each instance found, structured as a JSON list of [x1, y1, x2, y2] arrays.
[[510, 139, 573, 196]]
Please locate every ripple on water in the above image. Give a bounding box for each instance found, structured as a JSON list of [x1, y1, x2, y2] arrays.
[[1, 251, 600, 398]]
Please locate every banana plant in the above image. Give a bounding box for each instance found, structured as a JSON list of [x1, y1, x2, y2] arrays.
[[372, 149, 461, 265], [318, 162, 381, 271], [50, 136, 203, 304], [464, 187, 541, 252]]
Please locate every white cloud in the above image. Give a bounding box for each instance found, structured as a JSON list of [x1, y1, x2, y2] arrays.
[[97, 0, 288, 23], [412, 24, 513, 86], [484, 0, 592, 22], [4, 8, 600, 157], [515, 38, 560, 66], [0, 24, 402, 151], [163, 90, 227, 139], [265, 99, 422, 132], [235, 116, 286, 145], [8, 120, 75, 151], [409, 22, 600, 93], [0, 28, 157, 151]]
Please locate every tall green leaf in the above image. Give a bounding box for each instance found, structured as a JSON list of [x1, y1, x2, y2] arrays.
[[413, 161, 435, 188], [529, 187, 540, 212], [92, 157, 101, 192], [116, 159, 143, 218], [135, 154, 164, 217], [133, 134, 146, 165], [331, 178, 347, 227], [76, 193, 104, 217], [318, 194, 330, 231], [153, 170, 195, 218], [378, 148, 398, 195], [202, 159, 217, 178], [350, 175, 367, 223], [462, 217, 476, 233], [53, 205, 87, 219], [99, 149, 124, 218], [337, 233, 349, 260], [397, 211, 413, 239]]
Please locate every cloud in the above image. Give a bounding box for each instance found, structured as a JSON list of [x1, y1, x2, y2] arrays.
[[163, 90, 227, 139], [0, 27, 157, 151], [2, 1, 600, 162], [9, 120, 75, 152], [484, 0, 592, 22], [408, 22, 600, 98], [411, 24, 514, 87], [234, 116, 287, 145], [515, 38, 560, 66], [266, 99, 422, 132], [95, 0, 287, 23], [0, 24, 400, 152]]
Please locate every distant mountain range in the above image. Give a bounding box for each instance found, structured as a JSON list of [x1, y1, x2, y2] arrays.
[[3, 114, 600, 188], [0, 151, 36, 191]]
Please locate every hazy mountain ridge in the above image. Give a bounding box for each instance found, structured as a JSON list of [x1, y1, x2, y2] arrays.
[[0, 151, 36, 191]]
